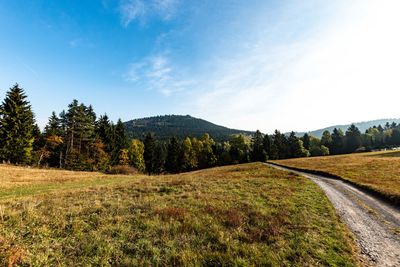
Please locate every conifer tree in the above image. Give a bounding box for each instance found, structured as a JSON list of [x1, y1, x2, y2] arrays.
[[345, 124, 362, 153], [95, 114, 113, 153], [263, 134, 272, 159], [302, 133, 311, 150], [143, 133, 156, 174], [331, 128, 345, 155], [272, 130, 289, 159], [250, 130, 267, 162], [0, 84, 35, 164], [110, 119, 128, 165], [288, 132, 309, 158], [165, 137, 182, 173]]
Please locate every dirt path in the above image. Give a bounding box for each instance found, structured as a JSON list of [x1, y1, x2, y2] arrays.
[[265, 163, 400, 267]]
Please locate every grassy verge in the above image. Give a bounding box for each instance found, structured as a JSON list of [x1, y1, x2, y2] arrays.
[[271, 151, 400, 206], [0, 163, 357, 266]]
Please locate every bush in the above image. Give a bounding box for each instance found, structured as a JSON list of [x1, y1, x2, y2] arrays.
[[106, 165, 138, 175]]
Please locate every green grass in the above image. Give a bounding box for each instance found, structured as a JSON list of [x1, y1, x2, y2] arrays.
[[272, 151, 400, 204], [0, 163, 357, 266]]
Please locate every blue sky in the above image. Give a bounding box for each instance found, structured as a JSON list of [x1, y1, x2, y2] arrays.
[[1, 0, 399, 133]]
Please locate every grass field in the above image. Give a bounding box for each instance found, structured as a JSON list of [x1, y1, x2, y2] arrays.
[[0, 163, 357, 266], [271, 151, 400, 204]]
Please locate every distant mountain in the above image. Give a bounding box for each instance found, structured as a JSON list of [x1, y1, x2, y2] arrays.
[[124, 115, 254, 141], [294, 118, 400, 138]]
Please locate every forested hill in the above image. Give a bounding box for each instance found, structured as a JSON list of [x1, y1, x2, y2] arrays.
[[124, 115, 254, 141], [295, 118, 400, 138]]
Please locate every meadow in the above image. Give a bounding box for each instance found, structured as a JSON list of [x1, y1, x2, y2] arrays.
[[0, 163, 357, 266], [272, 151, 400, 205]]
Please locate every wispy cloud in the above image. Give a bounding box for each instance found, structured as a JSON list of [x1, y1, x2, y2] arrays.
[[185, 0, 400, 133], [124, 54, 192, 96], [119, 0, 180, 27]]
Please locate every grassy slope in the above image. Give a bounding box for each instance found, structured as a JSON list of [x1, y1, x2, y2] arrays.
[[0, 163, 357, 266], [272, 151, 400, 204]]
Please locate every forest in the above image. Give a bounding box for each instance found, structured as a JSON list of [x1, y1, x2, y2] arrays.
[[1, 84, 400, 174]]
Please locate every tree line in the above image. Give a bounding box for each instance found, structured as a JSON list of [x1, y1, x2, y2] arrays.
[[1, 84, 399, 174]]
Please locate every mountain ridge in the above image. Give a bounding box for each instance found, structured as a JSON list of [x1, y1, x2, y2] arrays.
[[293, 118, 400, 138], [124, 114, 254, 141]]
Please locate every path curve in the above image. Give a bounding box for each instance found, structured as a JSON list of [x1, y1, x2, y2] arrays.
[[265, 163, 400, 267]]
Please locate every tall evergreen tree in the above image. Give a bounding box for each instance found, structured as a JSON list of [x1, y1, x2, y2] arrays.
[[45, 112, 62, 136], [110, 119, 128, 165], [288, 132, 308, 158], [331, 128, 345, 155], [165, 137, 182, 173], [250, 130, 267, 162], [263, 134, 272, 159], [143, 133, 156, 174], [272, 130, 289, 159], [95, 114, 113, 153], [0, 84, 35, 164], [345, 124, 362, 153], [302, 133, 311, 150]]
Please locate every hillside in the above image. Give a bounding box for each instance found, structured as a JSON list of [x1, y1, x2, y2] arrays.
[[294, 118, 400, 138], [124, 115, 254, 141]]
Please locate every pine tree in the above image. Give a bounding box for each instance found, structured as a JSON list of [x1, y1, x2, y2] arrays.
[[95, 114, 113, 153], [143, 133, 156, 174], [165, 137, 182, 173], [0, 84, 35, 164], [302, 133, 311, 150], [263, 134, 272, 159], [272, 130, 289, 159], [331, 128, 344, 155], [250, 130, 267, 162], [110, 119, 128, 165], [288, 132, 308, 158], [345, 124, 362, 153]]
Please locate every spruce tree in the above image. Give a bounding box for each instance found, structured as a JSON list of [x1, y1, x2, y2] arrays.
[[0, 84, 35, 164], [250, 130, 267, 162], [165, 137, 182, 173], [331, 128, 345, 155], [302, 133, 311, 150], [263, 134, 272, 159], [288, 132, 308, 158], [110, 119, 128, 165], [143, 132, 156, 174], [345, 124, 362, 153], [95, 114, 113, 153]]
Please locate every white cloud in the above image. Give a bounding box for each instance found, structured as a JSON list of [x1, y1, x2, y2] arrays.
[[124, 54, 192, 96], [186, 0, 400, 133], [119, 0, 179, 27]]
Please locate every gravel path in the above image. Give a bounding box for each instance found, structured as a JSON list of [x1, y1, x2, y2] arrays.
[[265, 163, 400, 267]]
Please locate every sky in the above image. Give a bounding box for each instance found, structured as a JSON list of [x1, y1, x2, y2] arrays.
[[0, 0, 399, 133]]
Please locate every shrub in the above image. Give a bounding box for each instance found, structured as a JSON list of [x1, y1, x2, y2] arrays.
[[106, 165, 138, 175]]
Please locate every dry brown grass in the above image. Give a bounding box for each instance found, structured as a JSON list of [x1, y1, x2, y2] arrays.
[[0, 163, 358, 266], [272, 151, 400, 203]]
